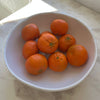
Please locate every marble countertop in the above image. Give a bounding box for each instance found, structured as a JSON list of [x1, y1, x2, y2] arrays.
[[0, 0, 100, 100]]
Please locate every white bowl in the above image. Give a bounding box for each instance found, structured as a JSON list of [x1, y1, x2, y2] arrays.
[[4, 13, 97, 92]]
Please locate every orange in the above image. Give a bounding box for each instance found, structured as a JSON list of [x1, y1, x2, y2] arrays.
[[67, 45, 88, 66], [37, 32, 58, 54], [50, 19, 68, 35], [48, 52, 68, 72], [59, 34, 76, 52], [40, 31, 51, 36], [25, 54, 48, 75], [22, 24, 40, 41], [22, 40, 38, 59]]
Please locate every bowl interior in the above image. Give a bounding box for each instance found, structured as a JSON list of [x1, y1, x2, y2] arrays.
[[5, 13, 96, 90]]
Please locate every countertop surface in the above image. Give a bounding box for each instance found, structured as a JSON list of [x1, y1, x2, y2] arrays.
[[0, 0, 100, 100]]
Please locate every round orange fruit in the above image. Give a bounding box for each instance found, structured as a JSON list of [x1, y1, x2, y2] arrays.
[[50, 19, 68, 35], [59, 34, 76, 52], [22, 40, 38, 59], [40, 31, 51, 36], [22, 24, 40, 41], [48, 52, 68, 72], [67, 45, 88, 67], [37, 32, 58, 54], [25, 54, 48, 75]]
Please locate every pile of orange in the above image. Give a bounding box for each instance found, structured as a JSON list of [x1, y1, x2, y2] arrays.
[[22, 19, 88, 75]]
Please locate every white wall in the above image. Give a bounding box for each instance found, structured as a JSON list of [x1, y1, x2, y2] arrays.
[[75, 0, 100, 12], [0, 0, 30, 20]]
